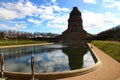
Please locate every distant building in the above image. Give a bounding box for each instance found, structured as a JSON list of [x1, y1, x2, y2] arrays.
[[62, 7, 87, 44]]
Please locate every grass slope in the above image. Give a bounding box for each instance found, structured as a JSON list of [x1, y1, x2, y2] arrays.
[[91, 40, 120, 62]]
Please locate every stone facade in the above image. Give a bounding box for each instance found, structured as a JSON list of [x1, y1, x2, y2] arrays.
[[62, 7, 87, 44]]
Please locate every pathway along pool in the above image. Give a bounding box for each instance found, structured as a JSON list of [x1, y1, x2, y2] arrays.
[[0, 44, 95, 73]]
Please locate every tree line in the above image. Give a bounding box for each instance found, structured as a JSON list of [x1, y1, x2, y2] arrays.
[[0, 30, 59, 40], [1, 25, 119, 42], [95, 25, 120, 41]]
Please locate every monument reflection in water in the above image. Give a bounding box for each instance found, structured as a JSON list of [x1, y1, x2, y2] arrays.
[[62, 44, 88, 70], [0, 44, 95, 73]]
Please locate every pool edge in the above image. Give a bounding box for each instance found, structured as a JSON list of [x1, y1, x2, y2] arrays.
[[1, 43, 102, 80]]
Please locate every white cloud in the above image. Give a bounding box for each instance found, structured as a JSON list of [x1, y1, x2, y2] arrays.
[[52, 5, 70, 12], [11, 24, 26, 30], [0, 7, 18, 20], [0, 24, 26, 30], [0, 0, 70, 32], [83, 0, 96, 4], [51, 0, 56, 3], [102, 0, 120, 10], [8, 21, 26, 24], [39, 14, 54, 20], [31, 49, 69, 73], [0, 24, 8, 29], [37, 4, 70, 30], [82, 10, 120, 33], [103, 0, 116, 3], [83, 51, 95, 68], [27, 18, 42, 25], [44, 6, 54, 14], [0, 1, 43, 20], [46, 14, 69, 30]]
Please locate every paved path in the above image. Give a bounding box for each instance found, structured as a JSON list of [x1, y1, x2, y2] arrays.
[[60, 44, 120, 80]]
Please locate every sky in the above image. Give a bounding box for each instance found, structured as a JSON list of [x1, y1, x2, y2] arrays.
[[0, 0, 120, 34]]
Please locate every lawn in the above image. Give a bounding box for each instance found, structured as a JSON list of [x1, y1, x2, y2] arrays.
[[0, 39, 48, 46], [91, 40, 120, 62]]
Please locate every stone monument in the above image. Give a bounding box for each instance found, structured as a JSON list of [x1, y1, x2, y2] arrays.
[[62, 7, 87, 44]]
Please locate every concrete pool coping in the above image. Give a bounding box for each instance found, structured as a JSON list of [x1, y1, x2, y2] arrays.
[[0, 43, 102, 80]]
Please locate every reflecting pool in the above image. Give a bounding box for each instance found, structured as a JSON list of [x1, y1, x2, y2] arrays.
[[0, 44, 95, 73]]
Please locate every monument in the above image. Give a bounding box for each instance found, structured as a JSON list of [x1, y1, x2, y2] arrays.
[[62, 7, 87, 44]]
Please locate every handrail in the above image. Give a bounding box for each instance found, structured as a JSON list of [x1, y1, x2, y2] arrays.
[[31, 55, 35, 80], [0, 53, 4, 78]]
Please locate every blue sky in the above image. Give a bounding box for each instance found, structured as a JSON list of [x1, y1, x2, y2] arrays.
[[0, 0, 120, 34]]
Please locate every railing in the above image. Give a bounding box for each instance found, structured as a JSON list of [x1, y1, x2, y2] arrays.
[[0, 53, 4, 78]]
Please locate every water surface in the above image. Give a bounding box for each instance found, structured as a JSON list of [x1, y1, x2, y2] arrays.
[[0, 44, 95, 73]]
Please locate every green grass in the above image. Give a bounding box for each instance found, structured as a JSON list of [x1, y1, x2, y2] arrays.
[[0, 39, 48, 46], [91, 40, 120, 62]]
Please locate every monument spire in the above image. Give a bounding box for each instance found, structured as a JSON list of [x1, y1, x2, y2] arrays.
[[70, 7, 81, 17]]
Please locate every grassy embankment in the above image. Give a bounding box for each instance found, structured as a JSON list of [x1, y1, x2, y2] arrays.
[[91, 40, 120, 62], [0, 39, 48, 46]]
